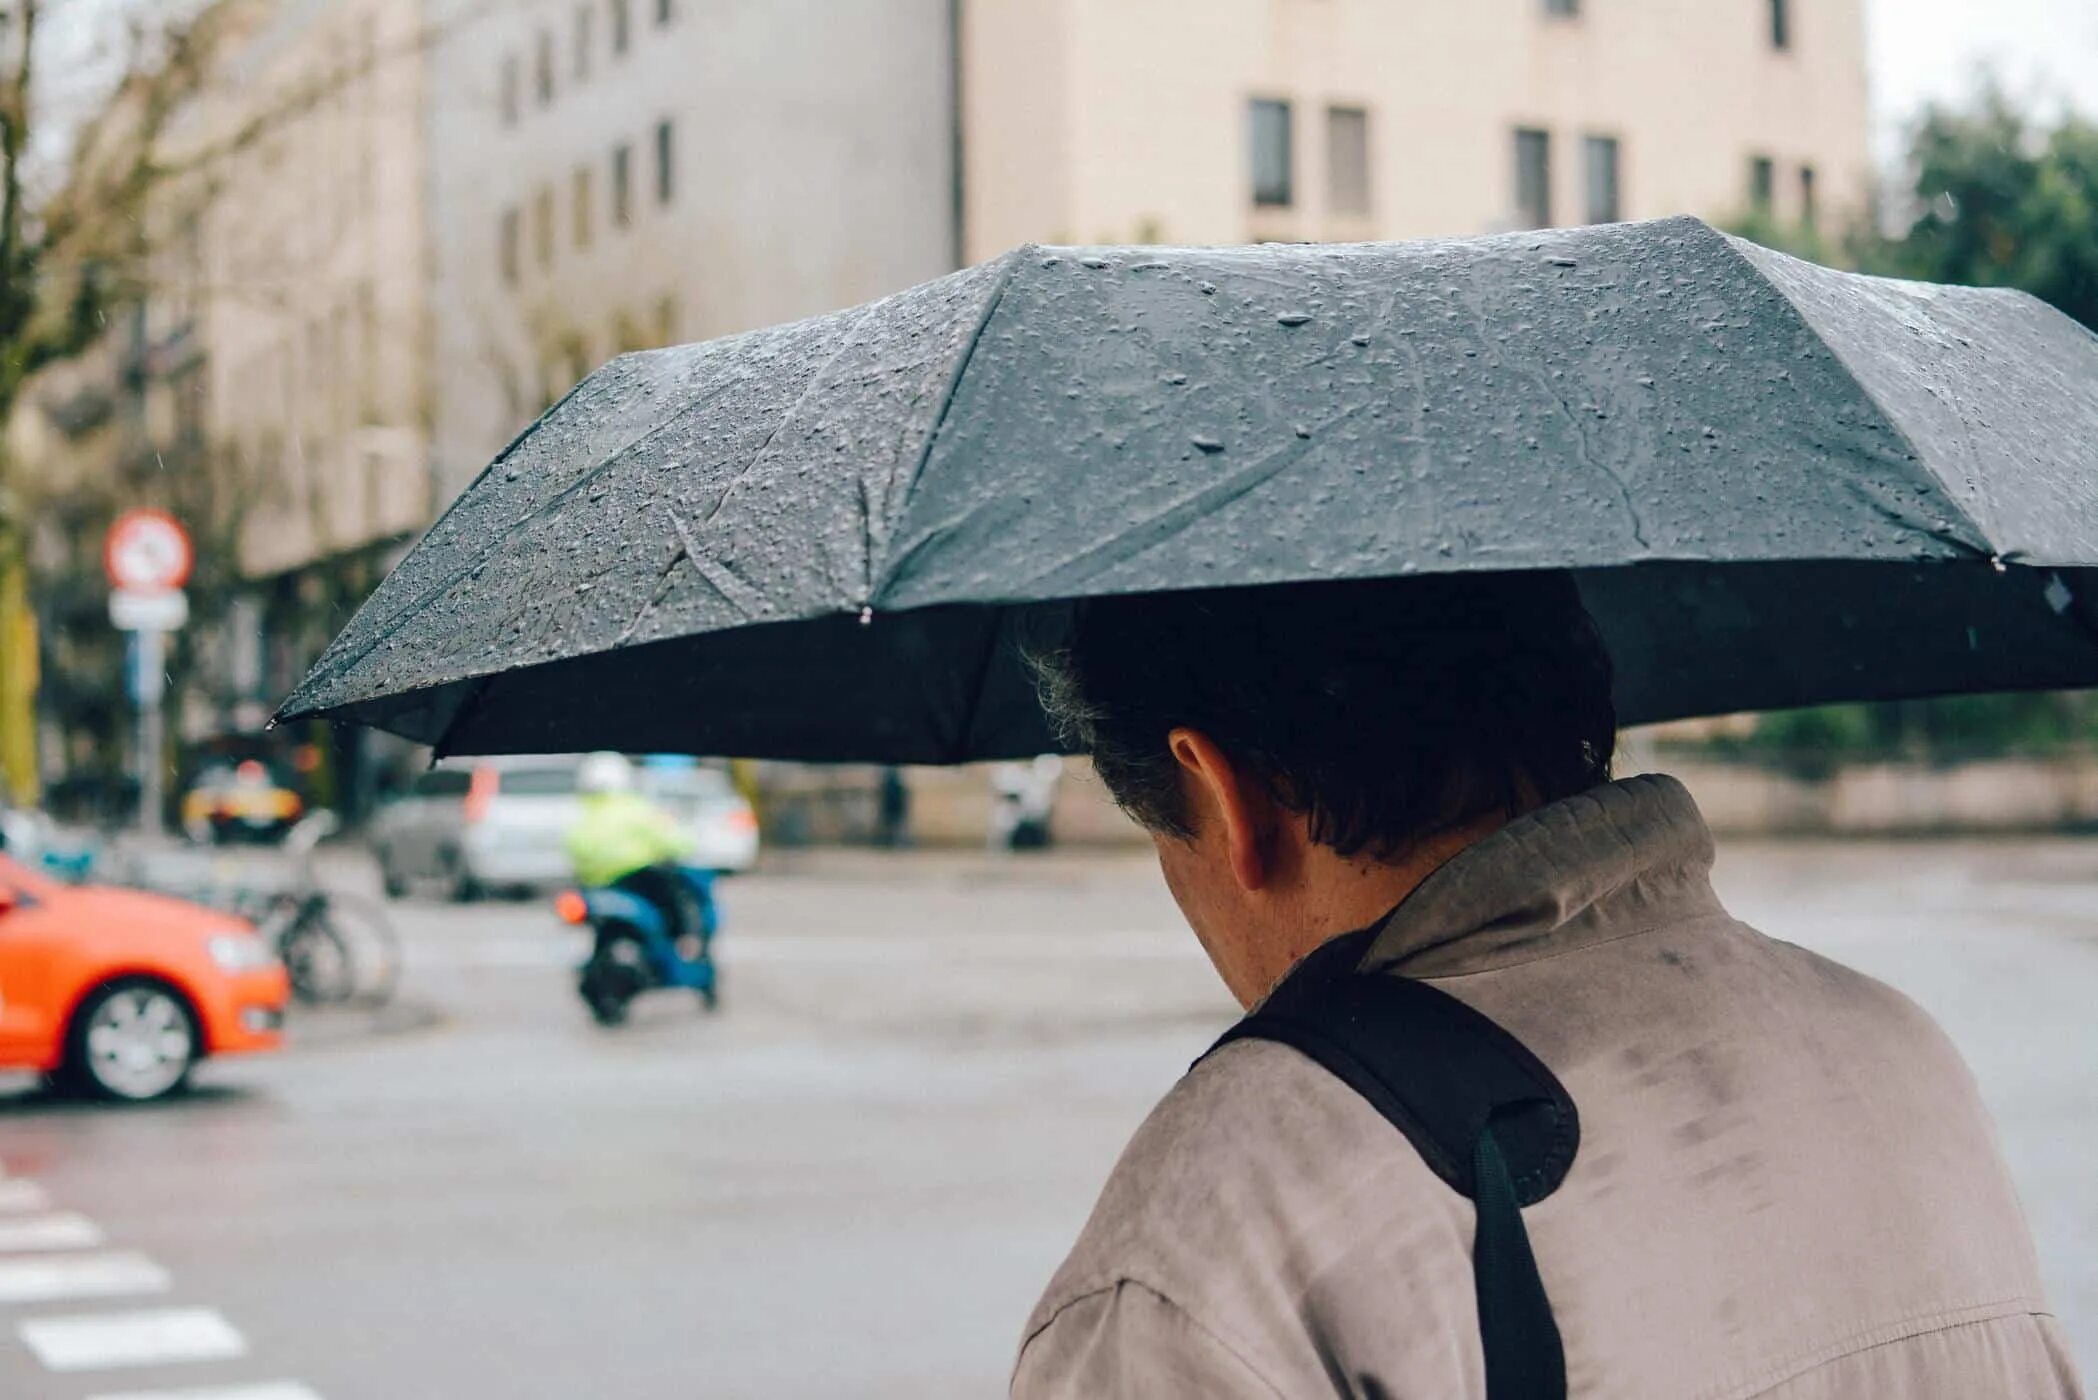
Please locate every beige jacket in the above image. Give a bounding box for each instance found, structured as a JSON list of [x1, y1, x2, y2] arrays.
[[1014, 775, 2081, 1399]]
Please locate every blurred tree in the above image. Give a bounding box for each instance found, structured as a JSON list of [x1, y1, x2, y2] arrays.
[[1718, 84, 2098, 768], [1893, 88, 2098, 329]]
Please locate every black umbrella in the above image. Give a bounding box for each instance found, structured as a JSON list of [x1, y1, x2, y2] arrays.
[[278, 216, 2098, 761]]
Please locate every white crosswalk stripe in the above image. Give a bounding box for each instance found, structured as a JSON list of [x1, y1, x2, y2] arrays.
[[88, 1384, 323, 1400], [0, 1251, 170, 1303], [0, 1179, 51, 1212], [18, 1307, 247, 1372], [0, 1211, 105, 1252]]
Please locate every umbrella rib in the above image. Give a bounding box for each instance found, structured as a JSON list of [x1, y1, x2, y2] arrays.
[[865, 249, 1026, 608], [282, 365, 761, 710], [947, 606, 1015, 765], [1016, 401, 1373, 594], [1719, 235, 1997, 558], [454, 310, 884, 676]]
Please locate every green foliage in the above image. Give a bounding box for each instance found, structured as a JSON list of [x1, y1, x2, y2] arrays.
[[1890, 88, 2098, 329], [1705, 694, 2098, 775], [1713, 84, 2098, 767]]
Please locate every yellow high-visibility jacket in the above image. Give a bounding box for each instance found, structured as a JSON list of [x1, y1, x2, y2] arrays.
[[564, 791, 692, 888]]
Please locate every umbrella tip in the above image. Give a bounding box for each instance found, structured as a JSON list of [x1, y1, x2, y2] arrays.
[[859, 606, 874, 627]]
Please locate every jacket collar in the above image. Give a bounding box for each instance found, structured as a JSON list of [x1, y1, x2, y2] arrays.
[[1362, 774, 1725, 979]]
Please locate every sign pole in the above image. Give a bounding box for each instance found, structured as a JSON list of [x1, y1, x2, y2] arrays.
[[134, 626, 167, 835], [103, 510, 193, 840]]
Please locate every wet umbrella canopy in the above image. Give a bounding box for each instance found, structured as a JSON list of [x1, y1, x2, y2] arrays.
[[279, 216, 2098, 761]]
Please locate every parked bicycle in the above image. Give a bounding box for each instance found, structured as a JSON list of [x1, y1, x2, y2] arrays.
[[238, 812, 402, 1006]]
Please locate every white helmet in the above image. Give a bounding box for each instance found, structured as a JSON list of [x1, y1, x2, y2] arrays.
[[577, 751, 635, 795]]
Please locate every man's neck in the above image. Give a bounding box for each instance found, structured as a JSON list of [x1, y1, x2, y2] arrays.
[[1243, 812, 1511, 1004]]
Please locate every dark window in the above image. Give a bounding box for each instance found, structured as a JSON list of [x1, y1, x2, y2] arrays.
[[655, 293, 679, 345], [610, 0, 630, 55], [1769, 0, 1791, 50], [534, 185, 555, 267], [412, 770, 473, 799], [1514, 127, 1552, 228], [612, 143, 633, 227], [1799, 164, 1817, 229], [1326, 106, 1371, 216], [573, 166, 594, 248], [1250, 99, 1294, 207], [654, 119, 675, 205], [574, 5, 593, 78], [1543, 0, 1578, 15], [498, 767, 579, 796], [499, 207, 520, 284], [1749, 155, 1775, 212], [535, 30, 554, 105], [499, 54, 519, 126], [1583, 134, 1620, 224], [656, 0, 674, 24]]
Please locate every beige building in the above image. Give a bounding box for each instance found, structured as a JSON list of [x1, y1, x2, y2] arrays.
[[420, 0, 959, 498], [962, 0, 1869, 257], [177, 0, 434, 583]]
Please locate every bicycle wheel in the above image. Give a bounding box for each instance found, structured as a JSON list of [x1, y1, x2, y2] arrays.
[[281, 912, 358, 1005], [319, 892, 403, 1004]]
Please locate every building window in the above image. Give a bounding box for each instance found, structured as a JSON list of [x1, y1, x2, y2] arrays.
[[1249, 99, 1293, 207], [654, 119, 675, 205], [1543, 0, 1579, 15], [612, 142, 633, 227], [610, 0, 630, 55], [499, 207, 520, 284], [1769, 0, 1791, 51], [1748, 155, 1775, 213], [1514, 127, 1552, 228], [1799, 164, 1817, 229], [1326, 106, 1371, 217], [1583, 135, 1620, 224], [574, 5, 593, 78], [656, 293, 679, 345], [573, 166, 595, 248], [534, 185, 555, 268], [535, 30, 554, 106], [499, 54, 519, 126], [656, 0, 674, 24]]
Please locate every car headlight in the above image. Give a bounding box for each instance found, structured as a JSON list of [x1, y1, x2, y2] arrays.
[[208, 932, 280, 972]]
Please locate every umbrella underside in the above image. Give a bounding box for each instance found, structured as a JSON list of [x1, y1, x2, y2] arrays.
[[317, 559, 2098, 763]]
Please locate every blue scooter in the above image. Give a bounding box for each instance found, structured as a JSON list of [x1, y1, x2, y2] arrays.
[[557, 866, 720, 1026]]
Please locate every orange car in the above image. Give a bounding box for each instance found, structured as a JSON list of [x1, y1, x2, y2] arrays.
[[0, 856, 289, 1101]]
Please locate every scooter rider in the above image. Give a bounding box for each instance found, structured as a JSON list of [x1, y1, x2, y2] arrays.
[[563, 753, 698, 956]]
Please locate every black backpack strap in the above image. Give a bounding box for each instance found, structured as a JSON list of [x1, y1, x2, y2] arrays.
[[1203, 930, 1577, 1400]]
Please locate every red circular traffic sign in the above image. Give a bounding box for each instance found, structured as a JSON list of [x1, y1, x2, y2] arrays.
[[104, 509, 193, 592]]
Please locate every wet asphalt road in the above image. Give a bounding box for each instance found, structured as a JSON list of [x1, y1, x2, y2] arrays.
[[0, 838, 2093, 1397]]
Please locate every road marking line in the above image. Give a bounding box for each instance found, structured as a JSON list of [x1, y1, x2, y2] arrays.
[[0, 1179, 50, 1212], [0, 1251, 170, 1303], [89, 1384, 322, 1400], [18, 1307, 246, 1371], [0, 1211, 105, 1252]]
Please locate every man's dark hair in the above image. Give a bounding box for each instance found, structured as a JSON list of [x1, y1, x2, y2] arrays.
[[1036, 571, 1616, 860]]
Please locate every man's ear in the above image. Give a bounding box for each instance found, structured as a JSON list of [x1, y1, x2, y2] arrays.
[[1167, 727, 1275, 892]]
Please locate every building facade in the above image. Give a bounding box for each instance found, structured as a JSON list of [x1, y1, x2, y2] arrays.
[[961, 0, 1869, 257], [419, 0, 960, 499], [12, 0, 1873, 820]]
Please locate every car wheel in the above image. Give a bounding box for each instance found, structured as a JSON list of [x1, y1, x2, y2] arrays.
[[378, 846, 408, 900], [61, 979, 199, 1103], [443, 851, 484, 904]]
